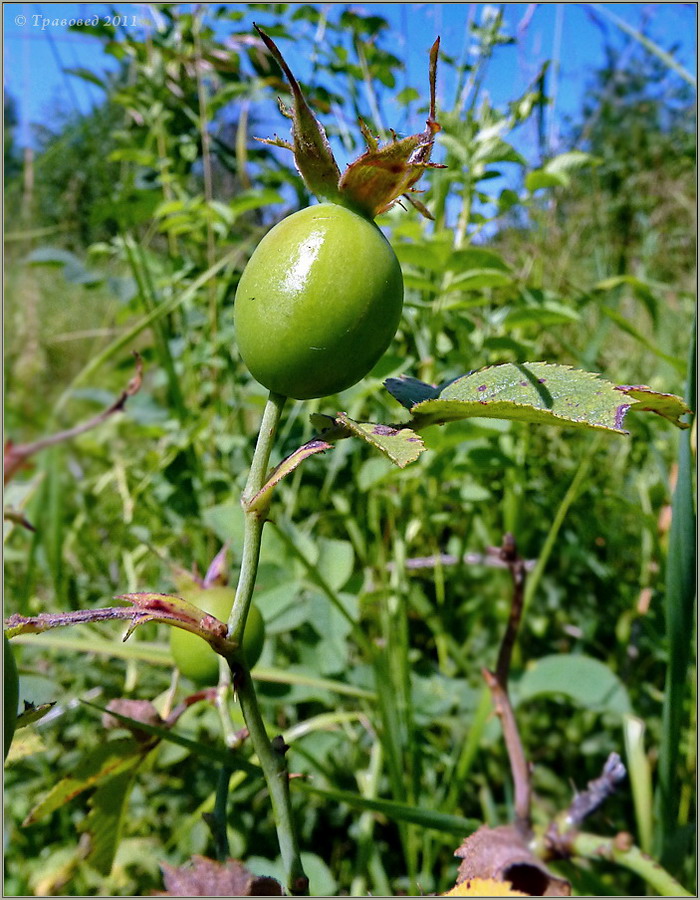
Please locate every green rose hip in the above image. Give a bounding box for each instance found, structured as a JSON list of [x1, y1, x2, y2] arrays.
[[234, 203, 404, 401], [170, 587, 266, 685]]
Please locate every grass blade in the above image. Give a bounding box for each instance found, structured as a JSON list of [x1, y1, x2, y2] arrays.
[[655, 322, 696, 869], [292, 780, 480, 835], [623, 714, 653, 854]]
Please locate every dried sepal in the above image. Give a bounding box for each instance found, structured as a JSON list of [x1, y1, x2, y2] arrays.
[[338, 37, 445, 219], [4, 592, 237, 659], [358, 118, 379, 152], [115, 592, 234, 651], [253, 24, 341, 202], [403, 192, 434, 219], [253, 26, 442, 220], [257, 135, 294, 153]]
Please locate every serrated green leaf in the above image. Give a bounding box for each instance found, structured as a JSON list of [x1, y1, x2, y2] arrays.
[[23, 738, 143, 825], [81, 767, 138, 875], [620, 385, 691, 429], [515, 654, 632, 717], [387, 363, 642, 433], [335, 413, 425, 467], [385, 365, 690, 434]]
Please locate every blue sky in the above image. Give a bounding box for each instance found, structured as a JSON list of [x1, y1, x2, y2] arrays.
[[4, 2, 697, 160]]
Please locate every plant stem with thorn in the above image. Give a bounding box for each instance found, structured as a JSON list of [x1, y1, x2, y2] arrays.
[[225, 391, 309, 895]]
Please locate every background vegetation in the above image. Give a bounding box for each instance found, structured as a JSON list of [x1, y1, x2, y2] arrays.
[[4, 4, 695, 896]]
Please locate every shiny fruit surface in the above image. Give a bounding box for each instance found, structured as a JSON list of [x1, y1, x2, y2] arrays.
[[239, 605, 265, 672], [234, 203, 403, 400], [170, 587, 265, 684]]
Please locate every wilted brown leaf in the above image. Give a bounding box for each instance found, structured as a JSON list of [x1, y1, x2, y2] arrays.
[[454, 825, 570, 897], [102, 699, 164, 743], [160, 856, 283, 897]]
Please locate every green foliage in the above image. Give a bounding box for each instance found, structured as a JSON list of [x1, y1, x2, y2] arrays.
[[4, 91, 22, 183], [28, 101, 126, 247], [4, 5, 695, 897], [514, 654, 632, 717], [4, 634, 20, 758]]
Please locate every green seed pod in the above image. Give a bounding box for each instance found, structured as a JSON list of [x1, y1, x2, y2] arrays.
[[234, 203, 403, 400], [170, 587, 266, 684]]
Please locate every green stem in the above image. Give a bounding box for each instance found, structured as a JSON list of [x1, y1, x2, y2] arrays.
[[225, 391, 308, 895], [237, 676, 308, 894], [228, 391, 286, 643], [569, 832, 693, 897], [209, 764, 232, 861]]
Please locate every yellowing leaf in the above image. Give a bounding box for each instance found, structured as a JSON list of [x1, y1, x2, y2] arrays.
[[5, 728, 46, 763], [442, 877, 528, 896]]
